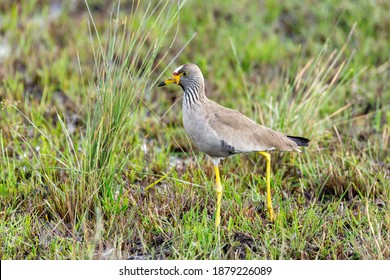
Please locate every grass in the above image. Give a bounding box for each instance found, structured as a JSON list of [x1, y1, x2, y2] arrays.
[[0, 0, 389, 260]]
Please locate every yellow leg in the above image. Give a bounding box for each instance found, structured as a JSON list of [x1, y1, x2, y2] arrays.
[[259, 151, 275, 222], [214, 164, 223, 227]]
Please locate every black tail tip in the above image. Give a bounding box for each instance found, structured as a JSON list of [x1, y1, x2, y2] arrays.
[[287, 135, 310, 147]]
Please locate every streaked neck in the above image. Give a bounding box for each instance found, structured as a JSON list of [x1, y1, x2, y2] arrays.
[[183, 81, 205, 108]]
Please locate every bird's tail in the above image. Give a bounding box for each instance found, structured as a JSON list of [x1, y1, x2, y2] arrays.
[[287, 135, 310, 147]]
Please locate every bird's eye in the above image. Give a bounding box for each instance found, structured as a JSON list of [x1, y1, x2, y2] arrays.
[[182, 72, 188, 76]]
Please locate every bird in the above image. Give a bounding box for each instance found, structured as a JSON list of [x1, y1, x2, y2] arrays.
[[158, 63, 309, 227]]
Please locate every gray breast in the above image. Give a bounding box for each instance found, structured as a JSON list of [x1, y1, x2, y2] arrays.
[[183, 107, 237, 158]]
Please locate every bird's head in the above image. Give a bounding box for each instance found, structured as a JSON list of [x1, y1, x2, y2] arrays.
[[158, 64, 203, 90]]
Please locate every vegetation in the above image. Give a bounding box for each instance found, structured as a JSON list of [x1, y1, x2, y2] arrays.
[[0, 0, 388, 259]]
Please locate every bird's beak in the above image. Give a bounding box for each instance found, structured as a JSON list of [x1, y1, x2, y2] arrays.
[[158, 73, 181, 87]]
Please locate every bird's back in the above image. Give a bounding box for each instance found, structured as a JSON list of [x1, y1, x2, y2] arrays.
[[183, 98, 301, 158]]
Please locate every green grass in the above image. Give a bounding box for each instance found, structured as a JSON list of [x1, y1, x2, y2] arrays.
[[0, 0, 389, 260]]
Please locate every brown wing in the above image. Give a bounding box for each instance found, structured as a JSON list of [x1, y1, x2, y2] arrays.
[[205, 100, 298, 152]]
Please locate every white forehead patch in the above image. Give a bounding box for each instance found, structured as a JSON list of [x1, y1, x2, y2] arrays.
[[173, 65, 184, 73]]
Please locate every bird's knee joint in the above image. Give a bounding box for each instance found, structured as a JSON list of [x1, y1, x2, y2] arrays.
[[259, 151, 271, 160]]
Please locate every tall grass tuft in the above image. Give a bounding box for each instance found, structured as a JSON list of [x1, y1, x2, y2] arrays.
[[79, 1, 187, 225], [80, 0, 186, 220], [1, 0, 186, 239]]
